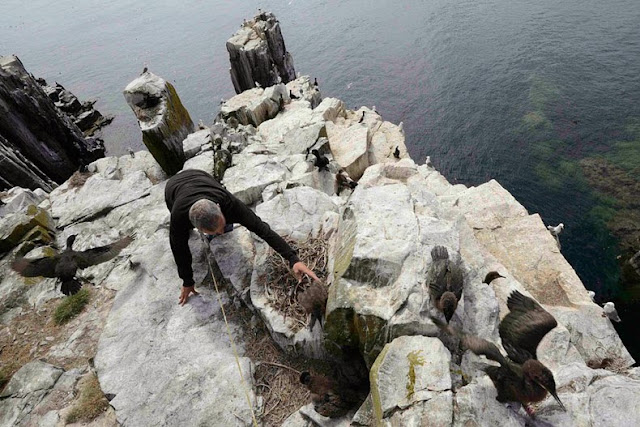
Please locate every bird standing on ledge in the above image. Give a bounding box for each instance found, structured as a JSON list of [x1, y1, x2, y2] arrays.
[[298, 281, 328, 329], [427, 246, 464, 323], [12, 234, 134, 296], [311, 149, 330, 172]]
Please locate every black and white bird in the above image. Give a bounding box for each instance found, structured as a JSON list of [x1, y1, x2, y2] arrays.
[[603, 302, 621, 322], [314, 77, 318, 87], [483, 271, 506, 285], [12, 234, 134, 296], [290, 90, 299, 100], [393, 146, 400, 159], [336, 169, 358, 195], [311, 149, 330, 172], [127, 148, 135, 158]]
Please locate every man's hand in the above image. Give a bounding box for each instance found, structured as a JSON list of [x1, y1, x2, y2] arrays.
[[179, 286, 199, 306], [292, 261, 320, 283]]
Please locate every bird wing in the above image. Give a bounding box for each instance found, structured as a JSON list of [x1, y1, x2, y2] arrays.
[[12, 255, 61, 278], [430, 316, 507, 366], [73, 235, 134, 269], [428, 263, 447, 301], [446, 263, 464, 300], [499, 290, 558, 363]]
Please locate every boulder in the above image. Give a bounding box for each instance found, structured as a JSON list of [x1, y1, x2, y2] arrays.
[[124, 71, 194, 175], [326, 122, 370, 180], [221, 84, 289, 127], [182, 128, 212, 159], [223, 155, 290, 205]]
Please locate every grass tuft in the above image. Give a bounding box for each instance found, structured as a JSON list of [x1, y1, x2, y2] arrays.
[[66, 372, 109, 424], [53, 288, 90, 325]]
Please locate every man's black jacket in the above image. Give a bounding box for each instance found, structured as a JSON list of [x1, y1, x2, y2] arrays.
[[164, 169, 299, 287]]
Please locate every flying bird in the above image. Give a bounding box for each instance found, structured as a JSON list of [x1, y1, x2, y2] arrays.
[[603, 302, 621, 322], [427, 246, 464, 323], [12, 234, 134, 296], [483, 271, 505, 285], [297, 282, 328, 329], [393, 146, 400, 159], [431, 290, 565, 417], [311, 149, 330, 172]]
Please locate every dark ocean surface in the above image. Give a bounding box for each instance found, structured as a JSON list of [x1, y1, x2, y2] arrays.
[[2, 0, 639, 359]]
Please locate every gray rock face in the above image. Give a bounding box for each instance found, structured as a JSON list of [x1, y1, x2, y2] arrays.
[[0, 360, 64, 427], [0, 55, 104, 191], [227, 11, 296, 94], [124, 71, 194, 175], [220, 84, 289, 127]]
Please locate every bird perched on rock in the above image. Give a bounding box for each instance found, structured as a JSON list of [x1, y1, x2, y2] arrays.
[[290, 90, 299, 100], [300, 371, 364, 418], [298, 282, 328, 329], [483, 271, 505, 285], [603, 302, 621, 322], [279, 94, 285, 111], [254, 81, 261, 88], [311, 149, 330, 172], [588, 290, 596, 302], [314, 77, 318, 87], [547, 223, 564, 236], [141, 66, 148, 75], [12, 234, 134, 296], [431, 290, 565, 417], [127, 148, 135, 158], [358, 111, 365, 123], [393, 146, 400, 159], [336, 169, 358, 195], [398, 121, 404, 134], [372, 105, 378, 114], [427, 246, 464, 323]]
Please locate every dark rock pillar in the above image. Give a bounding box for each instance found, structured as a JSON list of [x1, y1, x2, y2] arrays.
[[227, 11, 296, 94]]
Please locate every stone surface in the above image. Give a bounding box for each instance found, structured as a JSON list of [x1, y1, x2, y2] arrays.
[[221, 84, 289, 127], [326, 122, 370, 180], [124, 71, 193, 175]]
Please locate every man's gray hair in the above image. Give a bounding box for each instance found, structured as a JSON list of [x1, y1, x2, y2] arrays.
[[189, 199, 224, 231]]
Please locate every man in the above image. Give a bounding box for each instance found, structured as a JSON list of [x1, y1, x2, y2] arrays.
[[165, 169, 319, 305]]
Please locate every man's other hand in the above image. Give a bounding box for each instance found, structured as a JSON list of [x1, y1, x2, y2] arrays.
[[179, 286, 199, 305], [292, 261, 320, 283]]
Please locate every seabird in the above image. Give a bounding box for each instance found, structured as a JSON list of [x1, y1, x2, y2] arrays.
[[547, 223, 564, 236], [220, 98, 226, 105], [198, 120, 206, 130], [299, 371, 363, 418], [314, 77, 318, 87], [12, 234, 134, 296], [311, 149, 330, 172], [372, 105, 378, 114], [603, 302, 621, 322], [279, 94, 285, 111], [393, 146, 400, 159], [588, 290, 596, 302], [141, 66, 148, 75], [336, 169, 358, 195], [297, 282, 328, 329], [483, 271, 506, 285], [398, 121, 404, 134], [290, 90, 299, 100], [427, 246, 464, 323], [358, 111, 365, 123], [431, 290, 565, 417], [254, 81, 261, 88], [127, 148, 135, 158]]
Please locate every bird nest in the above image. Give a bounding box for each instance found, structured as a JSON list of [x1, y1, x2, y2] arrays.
[[264, 237, 328, 333]]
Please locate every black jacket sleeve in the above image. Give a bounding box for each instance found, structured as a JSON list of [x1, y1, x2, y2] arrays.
[[169, 214, 195, 287], [231, 199, 300, 267]]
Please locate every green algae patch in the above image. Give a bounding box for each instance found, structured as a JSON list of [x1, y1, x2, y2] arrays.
[[523, 111, 551, 131], [369, 343, 391, 426], [405, 349, 425, 400]]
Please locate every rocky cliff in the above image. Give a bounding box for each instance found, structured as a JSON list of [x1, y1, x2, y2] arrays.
[[0, 56, 105, 192], [1, 75, 639, 426]]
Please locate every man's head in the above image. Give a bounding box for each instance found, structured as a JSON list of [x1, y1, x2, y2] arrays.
[[188, 199, 226, 235]]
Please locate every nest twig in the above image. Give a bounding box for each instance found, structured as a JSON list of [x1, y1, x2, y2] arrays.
[[264, 237, 328, 333]]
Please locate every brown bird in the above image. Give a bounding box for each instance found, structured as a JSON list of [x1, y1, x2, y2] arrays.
[[12, 234, 134, 296], [427, 246, 464, 323], [336, 169, 357, 195], [483, 271, 506, 285], [298, 282, 328, 329], [299, 371, 363, 418], [431, 290, 565, 417]]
